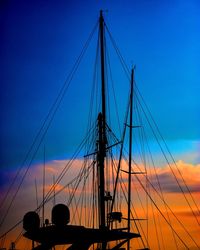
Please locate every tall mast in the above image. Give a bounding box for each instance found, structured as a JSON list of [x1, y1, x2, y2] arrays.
[[128, 68, 134, 249], [98, 10, 106, 230]]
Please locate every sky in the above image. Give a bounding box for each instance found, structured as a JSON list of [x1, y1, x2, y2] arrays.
[[0, 0, 199, 169], [0, 0, 200, 249]]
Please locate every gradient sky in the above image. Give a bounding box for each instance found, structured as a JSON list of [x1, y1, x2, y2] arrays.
[[0, 0, 200, 249], [1, 0, 199, 169]]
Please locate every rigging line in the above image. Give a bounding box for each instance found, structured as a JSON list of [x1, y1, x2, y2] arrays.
[[109, 152, 116, 210], [129, 154, 199, 248], [135, 99, 150, 246], [40, 123, 97, 206], [130, 179, 150, 249], [0, 220, 22, 241], [104, 25, 200, 228], [130, 128, 145, 171], [45, 162, 85, 206], [136, 102, 178, 249], [119, 158, 150, 248], [0, 124, 96, 240], [122, 155, 190, 249], [0, 84, 76, 228], [67, 185, 75, 223], [109, 83, 131, 216], [123, 97, 195, 240], [105, 25, 195, 233], [105, 138, 110, 194], [106, 44, 122, 137], [150, 189, 161, 250], [84, 125, 96, 159], [44, 158, 94, 206], [106, 26, 199, 236], [0, 233, 6, 248], [105, 24, 130, 81], [142, 122, 179, 249], [104, 33, 111, 130], [134, 164, 200, 249], [0, 127, 47, 229], [72, 160, 87, 224], [106, 124, 121, 145], [134, 101, 145, 167], [136, 176, 191, 250], [122, 146, 146, 174], [53, 175, 56, 206], [0, 21, 98, 212], [69, 185, 81, 224], [69, 161, 94, 223], [84, 162, 88, 226], [147, 160, 164, 250], [47, 156, 87, 207], [86, 28, 100, 139], [85, 161, 95, 227], [34, 179, 39, 211], [83, 159, 88, 225], [67, 160, 95, 207], [135, 90, 200, 227], [87, 164, 94, 227], [87, 171, 92, 227], [115, 163, 148, 249], [92, 160, 96, 229], [133, 177, 146, 217], [136, 85, 200, 217], [156, 201, 167, 250], [14, 229, 24, 245], [0, 22, 99, 229], [92, 32, 101, 124]]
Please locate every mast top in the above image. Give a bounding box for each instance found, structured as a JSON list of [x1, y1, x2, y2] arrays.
[[99, 10, 104, 22]]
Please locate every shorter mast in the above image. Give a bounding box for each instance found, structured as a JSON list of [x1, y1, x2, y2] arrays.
[[128, 68, 134, 249], [42, 145, 46, 226]]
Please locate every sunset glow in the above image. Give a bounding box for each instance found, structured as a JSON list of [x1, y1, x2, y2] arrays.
[[1, 155, 200, 249]]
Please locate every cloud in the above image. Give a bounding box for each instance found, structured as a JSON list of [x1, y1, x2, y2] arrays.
[[0, 158, 200, 250], [149, 160, 200, 194], [0, 159, 82, 231], [176, 210, 200, 218]]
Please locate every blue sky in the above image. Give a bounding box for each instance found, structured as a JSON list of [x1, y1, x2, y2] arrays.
[[0, 0, 199, 171]]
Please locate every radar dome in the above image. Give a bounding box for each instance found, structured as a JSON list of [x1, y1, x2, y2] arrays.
[[52, 204, 70, 226], [23, 211, 40, 232]]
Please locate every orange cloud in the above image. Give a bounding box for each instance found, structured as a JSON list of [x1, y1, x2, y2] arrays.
[[0, 158, 200, 249], [153, 160, 200, 193]]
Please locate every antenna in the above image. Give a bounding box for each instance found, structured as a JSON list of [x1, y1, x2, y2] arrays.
[[34, 179, 39, 209], [42, 145, 46, 226], [53, 175, 56, 206]]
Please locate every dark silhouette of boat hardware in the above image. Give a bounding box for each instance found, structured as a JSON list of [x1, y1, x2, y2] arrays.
[[23, 204, 140, 250]]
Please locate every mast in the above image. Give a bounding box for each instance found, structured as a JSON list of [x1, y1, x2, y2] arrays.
[[97, 10, 106, 230], [128, 68, 134, 249]]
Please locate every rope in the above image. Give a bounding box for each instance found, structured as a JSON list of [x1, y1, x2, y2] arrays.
[[0, 21, 98, 230], [135, 89, 200, 227]]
